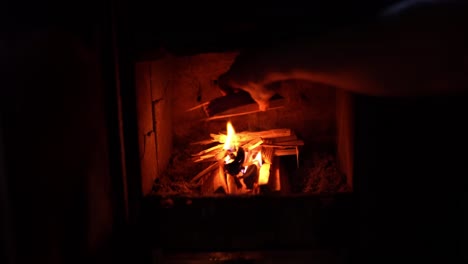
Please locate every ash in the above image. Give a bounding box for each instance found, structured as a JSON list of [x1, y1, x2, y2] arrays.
[[152, 143, 208, 196], [296, 152, 351, 194]]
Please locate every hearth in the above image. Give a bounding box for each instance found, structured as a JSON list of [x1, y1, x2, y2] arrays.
[[113, 2, 468, 262], [132, 48, 355, 262], [135, 52, 354, 198], [3, 1, 467, 264]]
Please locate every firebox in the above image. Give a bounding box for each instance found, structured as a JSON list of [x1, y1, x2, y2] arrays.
[[134, 51, 356, 261], [135, 52, 354, 198]]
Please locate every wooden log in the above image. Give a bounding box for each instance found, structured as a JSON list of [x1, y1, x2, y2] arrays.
[[242, 138, 264, 151], [268, 157, 281, 192], [203, 91, 284, 117], [275, 140, 304, 146], [191, 162, 219, 183], [210, 129, 291, 143], [193, 144, 223, 156], [185, 102, 209, 112], [274, 148, 298, 156], [190, 139, 217, 145], [262, 141, 304, 148], [272, 135, 298, 143], [258, 163, 271, 185], [203, 90, 256, 117], [201, 166, 227, 195], [204, 106, 285, 121], [192, 157, 218, 163], [262, 147, 274, 164]]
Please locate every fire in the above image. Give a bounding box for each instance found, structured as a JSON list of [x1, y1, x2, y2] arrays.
[[253, 151, 262, 167], [223, 121, 238, 151]]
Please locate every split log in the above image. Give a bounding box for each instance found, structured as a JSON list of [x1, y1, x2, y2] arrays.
[[193, 144, 223, 156], [242, 138, 264, 151], [262, 147, 274, 164], [201, 166, 228, 195], [274, 148, 299, 156], [268, 157, 281, 192], [202, 91, 284, 117], [191, 128, 303, 189], [258, 163, 271, 185], [203, 90, 255, 116], [204, 106, 285, 121], [270, 135, 298, 143], [191, 162, 219, 183], [209, 129, 291, 143]]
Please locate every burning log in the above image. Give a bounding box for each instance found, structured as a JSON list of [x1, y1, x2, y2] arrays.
[[224, 147, 245, 176], [191, 121, 304, 195]]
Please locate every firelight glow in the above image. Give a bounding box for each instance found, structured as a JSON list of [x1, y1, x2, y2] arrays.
[[254, 151, 262, 167], [223, 121, 238, 151]]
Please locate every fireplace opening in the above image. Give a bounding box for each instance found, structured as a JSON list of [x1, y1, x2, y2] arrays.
[[135, 52, 354, 197]]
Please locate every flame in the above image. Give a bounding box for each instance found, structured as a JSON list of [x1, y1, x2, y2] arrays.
[[254, 151, 262, 167], [253, 151, 270, 185], [223, 121, 238, 151], [258, 163, 271, 185]]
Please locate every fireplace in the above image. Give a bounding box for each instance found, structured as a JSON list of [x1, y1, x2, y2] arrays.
[[132, 48, 356, 262], [135, 52, 354, 198], [3, 1, 467, 263]]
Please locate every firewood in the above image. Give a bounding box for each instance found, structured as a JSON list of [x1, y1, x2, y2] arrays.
[[261, 140, 304, 148], [268, 158, 281, 191], [193, 144, 223, 156], [203, 91, 284, 117], [185, 102, 209, 112], [273, 140, 304, 146], [192, 154, 216, 161], [242, 138, 264, 151], [191, 127, 303, 193], [210, 129, 291, 143], [274, 148, 298, 156], [204, 106, 284, 121], [201, 166, 227, 195], [258, 163, 271, 185], [271, 135, 298, 143], [191, 162, 219, 183], [190, 139, 217, 145], [262, 147, 274, 164], [192, 157, 218, 163], [203, 90, 255, 117]]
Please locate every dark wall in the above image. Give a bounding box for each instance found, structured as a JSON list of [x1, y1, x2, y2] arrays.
[[0, 0, 131, 261], [353, 95, 468, 263], [1, 30, 116, 264], [128, 0, 399, 57]]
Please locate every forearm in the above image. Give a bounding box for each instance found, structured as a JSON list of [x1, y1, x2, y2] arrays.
[[241, 4, 468, 96]]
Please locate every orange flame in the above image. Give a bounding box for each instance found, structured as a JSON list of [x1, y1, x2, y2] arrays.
[[253, 151, 269, 185], [254, 151, 262, 167], [223, 121, 238, 151]]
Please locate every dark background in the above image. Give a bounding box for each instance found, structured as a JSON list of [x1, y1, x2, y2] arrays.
[[2, 0, 466, 264], [2, 0, 400, 55]]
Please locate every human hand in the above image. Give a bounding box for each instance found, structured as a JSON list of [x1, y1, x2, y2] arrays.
[[217, 49, 286, 111], [217, 2, 468, 111]]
